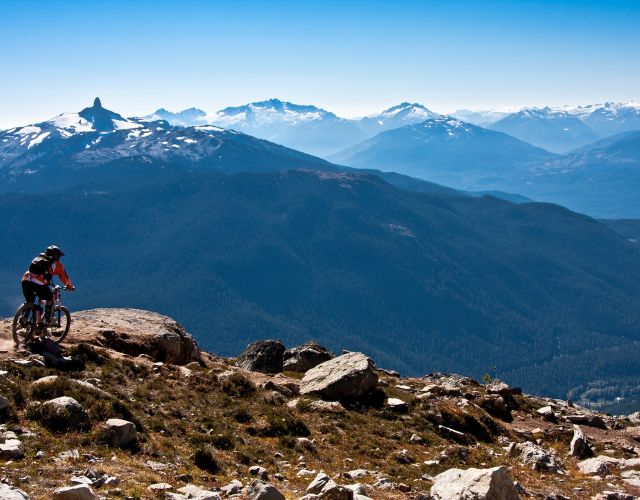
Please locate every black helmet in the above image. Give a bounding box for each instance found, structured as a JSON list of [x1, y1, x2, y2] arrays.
[[45, 245, 65, 259]]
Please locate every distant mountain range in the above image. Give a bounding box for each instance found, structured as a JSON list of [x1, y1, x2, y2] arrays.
[[331, 114, 640, 218], [329, 117, 557, 187], [3, 98, 640, 217]]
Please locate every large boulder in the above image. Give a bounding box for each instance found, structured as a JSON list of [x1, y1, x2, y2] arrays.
[[100, 418, 137, 448], [578, 456, 622, 476], [238, 340, 286, 374], [430, 466, 520, 500], [37, 396, 89, 432], [283, 341, 334, 372], [300, 352, 378, 402], [70, 308, 201, 365]]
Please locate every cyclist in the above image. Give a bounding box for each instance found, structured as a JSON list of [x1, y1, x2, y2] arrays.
[[21, 245, 75, 329]]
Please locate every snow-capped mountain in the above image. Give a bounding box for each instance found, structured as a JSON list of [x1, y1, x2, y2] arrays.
[[0, 98, 332, 191], [560, 101, 640, 138], [144, 107, 207, 127], [356, 102, 440, 135], [208, 98, 368, 157], [489, 107, 599, 153], [450, 109, 512, 127], [329, 116, 555, 187]]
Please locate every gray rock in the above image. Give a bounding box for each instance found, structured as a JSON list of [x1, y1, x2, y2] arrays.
[[386, 397, 408, 412], [176, 484, 221, 499], [0, 394, 9, 411], [52, 484, 96, 500], [565, 414, 607, 429], [513, 441, 564, 472], [537, 405, 557, 422], [307, 472, 337, 494], [40, 397, 89, 431], [247, 479, 286, 500], [283, 341, 334, 372], [100, 418, 137, 448], [0, 438, 24, 459], [592, 492, 637, 500], [237, 340, 285, 374], [300, 352, 378, 402], [578, 455, 622, 476], [622, 470, 640, 488], [0, 483, 29, 500], [430, 466, 519, 500], [220, 480, 243, 496], [569, 425, 592, 458], [249, 465, 269, 480], [308, 400, 345, 414]]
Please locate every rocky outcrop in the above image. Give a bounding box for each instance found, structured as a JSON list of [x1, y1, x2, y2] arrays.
[[300, 352, 378, 402], [283, 341, 334, 372], [238, 340, 286, 374], [70, 308, 201, 365], [430, 466, 520, 500], [52, 484, 96, 500]]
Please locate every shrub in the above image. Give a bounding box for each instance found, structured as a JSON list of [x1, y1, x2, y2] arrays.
[[221, 374, 256, 397]]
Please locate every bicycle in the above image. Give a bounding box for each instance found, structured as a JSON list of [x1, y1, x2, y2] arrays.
[[12, 285, 71, 348]]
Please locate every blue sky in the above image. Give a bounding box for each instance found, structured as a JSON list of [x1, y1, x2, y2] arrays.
[[1, 0, 639, 128]]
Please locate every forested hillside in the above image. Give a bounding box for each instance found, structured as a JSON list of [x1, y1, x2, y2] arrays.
[[1, 167, 639, 408]]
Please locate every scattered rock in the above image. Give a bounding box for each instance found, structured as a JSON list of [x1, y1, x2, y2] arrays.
[[308, 400, 345, 414], [537, 405, 558, 422], [577, 456, 622, 476], [592, 492, 636, 500], [283, 341, 334, 372], [0, 438, 24, 459], [622, 470, 640, 488], [386, 397, 408, 412], [52, 484, 96, 500], [307, 472, 337, 494], [247, 479, 286, 500], [220, 480, 243, 496], [0, 394, 9, 411], [430, 466, 520, 500], [477, 395, 512, 422], [38, 397, 89, 431], [31, 376, 111, 399], [148, 482, 173, 492], [249, 465, 269, 480], [237, 340, 286, 374], [0, 483, 29, 500], [565, 414, 607, 429], [394, 449, 416, 464], [513, 441, 564, 472], [300, 352, 378, 402], [570, 425, 592, 458], [100, 418, 137, 448], [410, 433, 424, 444]]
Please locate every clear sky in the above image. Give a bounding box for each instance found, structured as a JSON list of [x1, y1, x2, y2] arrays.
[[1, 0, 639, 128]]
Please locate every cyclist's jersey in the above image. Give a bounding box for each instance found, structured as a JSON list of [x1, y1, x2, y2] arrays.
[[22, 260, 72, 287]]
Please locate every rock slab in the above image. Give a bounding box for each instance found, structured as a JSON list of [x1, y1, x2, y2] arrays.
[[100, 418, 137, 448], [300, 352, 378, 402], [283, 341, 334, 372], [430, 466, 520, 500]]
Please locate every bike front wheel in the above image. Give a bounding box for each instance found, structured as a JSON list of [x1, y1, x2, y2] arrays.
[[49, 306, 71, 343], [12, 303, 36, 348]]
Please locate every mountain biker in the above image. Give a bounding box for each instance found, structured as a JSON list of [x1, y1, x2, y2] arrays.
[[21, 245, 75, 328]]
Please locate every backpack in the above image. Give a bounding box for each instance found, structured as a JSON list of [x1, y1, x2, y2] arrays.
[[29, 254, 53, 276]]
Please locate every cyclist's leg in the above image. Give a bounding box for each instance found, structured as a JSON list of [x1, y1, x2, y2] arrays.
[[20, 281, 37, 323], [36, 285, 53, 327]]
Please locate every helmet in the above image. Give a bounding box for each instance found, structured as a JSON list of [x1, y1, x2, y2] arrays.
[[45, 245, 65, 259]]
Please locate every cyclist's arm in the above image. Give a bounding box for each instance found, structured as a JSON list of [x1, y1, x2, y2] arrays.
[[52, 261, 73, 288]]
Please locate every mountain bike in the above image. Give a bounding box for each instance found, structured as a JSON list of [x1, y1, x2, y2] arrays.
[[12, 285, 71, 348]]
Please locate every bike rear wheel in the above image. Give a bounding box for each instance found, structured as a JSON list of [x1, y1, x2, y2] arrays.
[[49, 306, 71, 343], [12, 303, 36, 348]]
